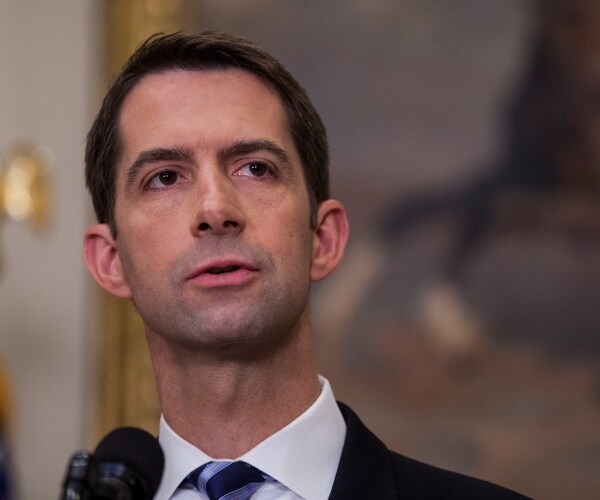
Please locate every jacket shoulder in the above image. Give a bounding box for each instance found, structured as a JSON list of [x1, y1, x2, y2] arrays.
[[334, 402, 531, 499], [388, 451, 530, 499]]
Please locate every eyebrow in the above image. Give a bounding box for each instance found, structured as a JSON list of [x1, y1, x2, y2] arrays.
[[217, 139, 292, 167], [125, 146, 195, 190]]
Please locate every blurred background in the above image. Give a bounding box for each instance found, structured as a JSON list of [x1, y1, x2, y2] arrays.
[[1, 0, 599, 498]]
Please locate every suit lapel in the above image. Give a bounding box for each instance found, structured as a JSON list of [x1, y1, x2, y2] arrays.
[[329, 402, 397, 499]]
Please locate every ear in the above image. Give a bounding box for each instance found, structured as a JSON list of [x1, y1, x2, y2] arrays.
[[83, 224, 132, 298], [310, 199, 349, 282]]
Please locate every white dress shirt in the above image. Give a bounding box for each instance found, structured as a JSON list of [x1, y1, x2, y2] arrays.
[[154, 376, 346, 500]]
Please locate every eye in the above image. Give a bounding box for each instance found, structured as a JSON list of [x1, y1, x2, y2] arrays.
[[234, 161, 273, 178], [147, 170, 181, 189]]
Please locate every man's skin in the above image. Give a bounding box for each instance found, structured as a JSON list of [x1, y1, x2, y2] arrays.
[[83, 68, 349, 459]]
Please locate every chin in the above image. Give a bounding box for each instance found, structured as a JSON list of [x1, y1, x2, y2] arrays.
[[175, 313, 301, 356]]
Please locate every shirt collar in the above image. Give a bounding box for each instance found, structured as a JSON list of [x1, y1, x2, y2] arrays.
[[155, 376, 346, 499]]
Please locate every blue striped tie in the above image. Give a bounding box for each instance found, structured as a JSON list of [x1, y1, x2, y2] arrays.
[[182, 461, 267, 500]]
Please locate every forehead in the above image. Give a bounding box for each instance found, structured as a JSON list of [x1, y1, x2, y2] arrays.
[[123, 67, 283, 112], [117, 68, 296, 167]]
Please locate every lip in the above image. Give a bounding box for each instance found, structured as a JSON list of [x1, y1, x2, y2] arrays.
[[186, 259, 259, 288]]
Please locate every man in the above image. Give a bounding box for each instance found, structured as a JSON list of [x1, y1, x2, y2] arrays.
[[83, 32, 529, 499]]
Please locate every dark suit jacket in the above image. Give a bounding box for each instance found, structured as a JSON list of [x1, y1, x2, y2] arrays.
[[329, 403, 531, 499]]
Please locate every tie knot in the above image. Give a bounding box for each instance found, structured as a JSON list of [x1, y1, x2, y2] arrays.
[[183, 461, 267, 500]]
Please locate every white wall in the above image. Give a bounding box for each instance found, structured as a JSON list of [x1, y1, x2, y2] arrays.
[[0, 1, 100, 498]]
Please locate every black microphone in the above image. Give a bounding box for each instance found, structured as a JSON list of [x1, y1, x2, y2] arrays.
[[60, 450, 94, 499], [60, 427, 164, 500], [92, 427, 165, 500]]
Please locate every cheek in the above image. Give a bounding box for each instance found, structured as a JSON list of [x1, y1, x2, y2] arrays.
[[121, 196, 188, 241], [131, 199, 185, 229], [116, 218, 180, 280], [268, 212, 313, 271]]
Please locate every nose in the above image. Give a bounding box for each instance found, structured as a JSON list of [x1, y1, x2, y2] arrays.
[[191, 169, 245, 237]]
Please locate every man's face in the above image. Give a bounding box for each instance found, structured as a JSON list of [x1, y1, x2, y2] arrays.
[[111, 69, 316, 351]]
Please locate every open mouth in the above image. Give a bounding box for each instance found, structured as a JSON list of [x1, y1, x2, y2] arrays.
[[187, 261, 258, 284], [205, 265, 241, 275]]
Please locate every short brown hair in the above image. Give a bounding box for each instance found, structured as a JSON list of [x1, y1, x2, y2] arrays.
[[85, 31, 329, 235]]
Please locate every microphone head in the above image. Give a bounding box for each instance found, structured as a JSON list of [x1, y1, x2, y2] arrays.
[[94, 427, 164, 499]]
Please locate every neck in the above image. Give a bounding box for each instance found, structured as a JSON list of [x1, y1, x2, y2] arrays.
[[146, 316, 320, 458]]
